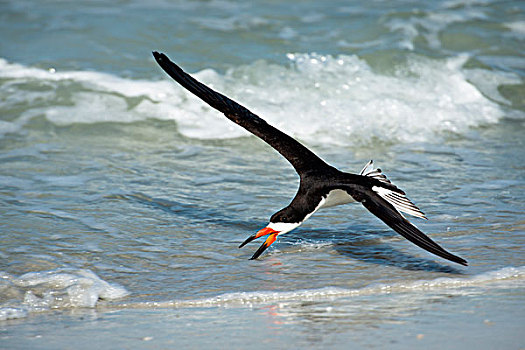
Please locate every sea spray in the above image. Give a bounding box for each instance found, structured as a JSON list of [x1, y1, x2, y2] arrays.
[[1, 54, 519, 145]]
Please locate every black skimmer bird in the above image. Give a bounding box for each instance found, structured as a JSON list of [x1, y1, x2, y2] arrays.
[[152, 51, 467, 266]]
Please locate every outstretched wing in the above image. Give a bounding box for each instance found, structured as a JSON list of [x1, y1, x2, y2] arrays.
[[153, 51, 333, 176], [350, 187, 467, 266]]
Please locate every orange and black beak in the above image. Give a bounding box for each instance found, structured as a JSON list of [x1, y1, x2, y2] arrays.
[[239, 227, 280, 260]]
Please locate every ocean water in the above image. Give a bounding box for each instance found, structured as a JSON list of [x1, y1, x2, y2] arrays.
[[1, 0, 524, 348]]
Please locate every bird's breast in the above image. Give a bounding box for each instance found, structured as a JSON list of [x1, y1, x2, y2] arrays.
[[320, 189, 355, 209]]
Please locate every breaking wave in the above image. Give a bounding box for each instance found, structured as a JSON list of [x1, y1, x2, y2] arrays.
[[0, 53, 521, 145], [0, 268, 129, 321], [1, 266, 522, 320], [130, 265, 524, 308]]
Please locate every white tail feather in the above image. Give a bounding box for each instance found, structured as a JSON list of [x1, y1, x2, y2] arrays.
[[360, 160, 427, 219], [359, 160, 391, 185]]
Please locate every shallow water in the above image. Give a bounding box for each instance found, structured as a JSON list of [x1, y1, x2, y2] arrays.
[[1, 0, 524, 348]]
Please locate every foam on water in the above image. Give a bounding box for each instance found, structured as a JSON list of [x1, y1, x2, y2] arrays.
[[3, 266, 521, 319], [387, 6, 488, 50], [0, 268, 129, 321], [131, 266, 524, 309], [504, 20, 525, 38], [0, 54, 520, 145]]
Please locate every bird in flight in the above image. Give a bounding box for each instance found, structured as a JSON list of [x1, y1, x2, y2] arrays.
[[152, 51, 467, 266]]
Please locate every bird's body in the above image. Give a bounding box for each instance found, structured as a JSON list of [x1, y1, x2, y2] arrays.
[[153, 51, 467, 266], [320, 189, 356, 208]]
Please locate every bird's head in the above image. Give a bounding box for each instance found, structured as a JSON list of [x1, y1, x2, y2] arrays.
[[264, 208, 302, 235], [238, 207, 302, 255]]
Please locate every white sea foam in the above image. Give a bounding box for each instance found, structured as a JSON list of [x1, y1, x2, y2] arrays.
[[0, 268, 129, 320], [385, 3, 489, 50], [1, 266, 523, 318], [0, 54, 520, 145], [504, 20, 525, 38], [132, 266, 524, 309]]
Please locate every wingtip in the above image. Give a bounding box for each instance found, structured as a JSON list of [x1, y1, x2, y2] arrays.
[[443, 249, 468, 266], [443, 252, 468, 266], [458, 258, 468, 266], [152, 51, 163, 61]]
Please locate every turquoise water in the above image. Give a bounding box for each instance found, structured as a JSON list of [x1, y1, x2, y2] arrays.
[[1, 0, 524, 348]]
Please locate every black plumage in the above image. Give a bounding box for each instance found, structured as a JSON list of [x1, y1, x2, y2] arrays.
[[153, 51, 467, 266]]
